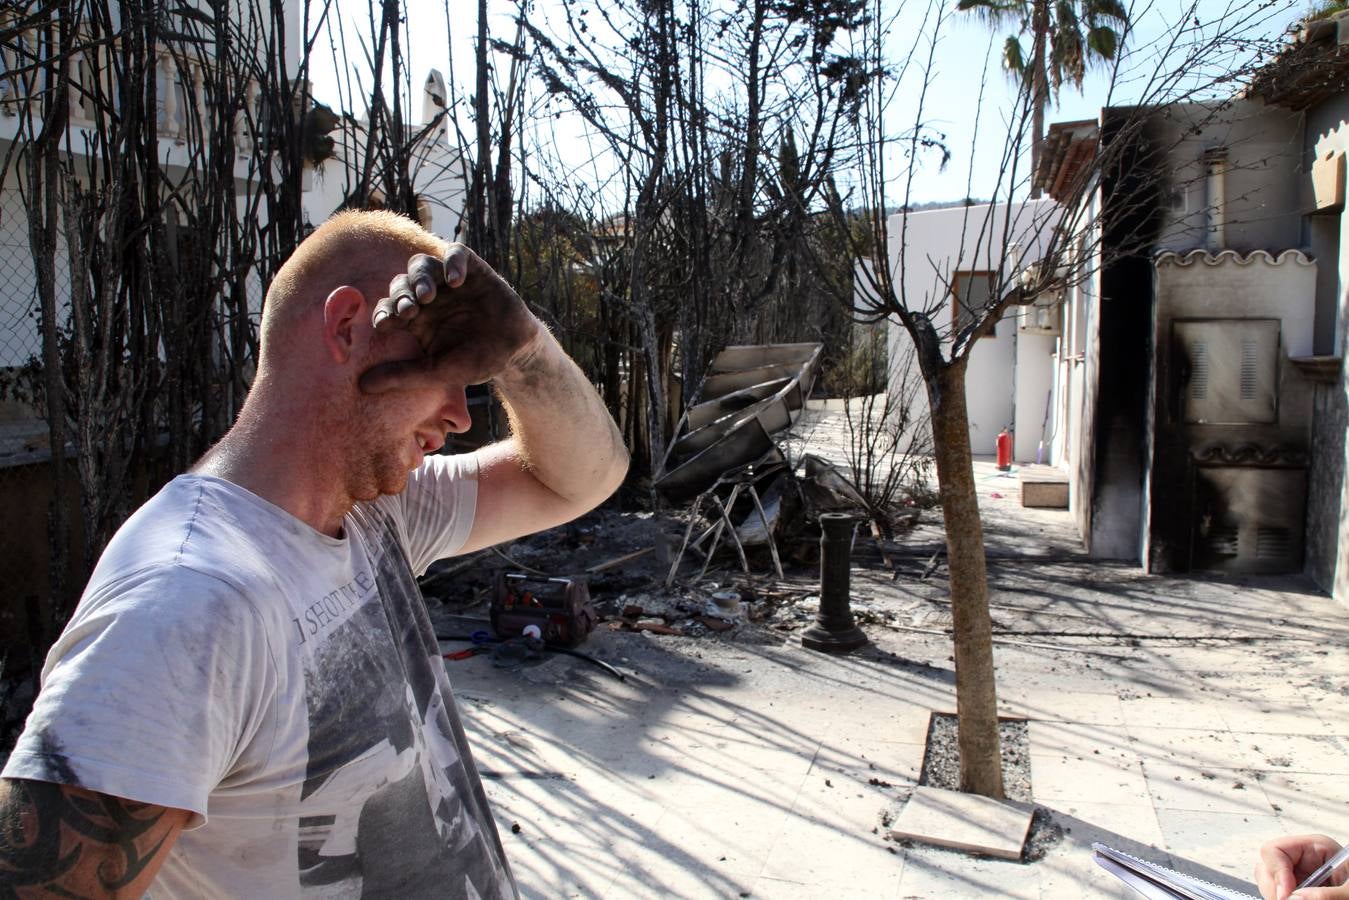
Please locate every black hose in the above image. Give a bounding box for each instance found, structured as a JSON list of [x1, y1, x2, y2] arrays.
[[539, 646, 626, 682], [436, 633, 626, 682]]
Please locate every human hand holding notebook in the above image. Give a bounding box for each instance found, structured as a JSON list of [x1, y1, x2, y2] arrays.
[[1093, 837, 1349, 900]]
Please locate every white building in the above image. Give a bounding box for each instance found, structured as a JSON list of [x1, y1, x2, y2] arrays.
[[0, 6, 467, 376], [885, 198, 1063, 464]]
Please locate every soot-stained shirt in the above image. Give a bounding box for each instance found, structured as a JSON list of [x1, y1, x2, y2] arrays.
[[4, 459, 518, 899]]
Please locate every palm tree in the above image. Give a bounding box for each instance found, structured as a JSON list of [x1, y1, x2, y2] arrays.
[[958, 0, 1129, 196]]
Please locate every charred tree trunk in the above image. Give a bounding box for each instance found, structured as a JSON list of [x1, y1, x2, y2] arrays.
[[927, 354, 1004, 799], [629, 0, 673, 477], [469, 0, 492, 263], [27, 8, 71, 644]]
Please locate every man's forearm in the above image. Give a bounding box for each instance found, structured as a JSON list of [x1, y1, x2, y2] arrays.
[[492, 330, 627, 506]]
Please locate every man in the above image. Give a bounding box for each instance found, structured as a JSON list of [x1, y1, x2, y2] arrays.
[[0, 210, 628, 898]]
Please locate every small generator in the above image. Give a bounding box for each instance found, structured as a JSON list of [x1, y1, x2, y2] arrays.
[[490, 572, 597, 648]]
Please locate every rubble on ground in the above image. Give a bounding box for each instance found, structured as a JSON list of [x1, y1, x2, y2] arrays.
[[421, 501, 923, 648]]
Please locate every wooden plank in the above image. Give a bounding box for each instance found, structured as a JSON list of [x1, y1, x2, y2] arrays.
[[586, 547, 653, 573]]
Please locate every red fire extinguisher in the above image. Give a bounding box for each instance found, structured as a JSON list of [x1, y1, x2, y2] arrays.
[[996, 427, 1013, 471]]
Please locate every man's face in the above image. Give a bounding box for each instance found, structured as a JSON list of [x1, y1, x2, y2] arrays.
[[345, 328, 471, 501]]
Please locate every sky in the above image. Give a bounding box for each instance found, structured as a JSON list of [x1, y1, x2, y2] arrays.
[[305, 0, 1308, 208]]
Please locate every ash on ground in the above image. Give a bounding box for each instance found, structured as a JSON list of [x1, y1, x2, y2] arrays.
[[915, 713, 1064, 863], [919, 714, 1032, 801], [417, 505, 924, 643]]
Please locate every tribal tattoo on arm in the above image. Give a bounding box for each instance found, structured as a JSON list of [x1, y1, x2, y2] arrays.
[[0, 777, 188, 898]]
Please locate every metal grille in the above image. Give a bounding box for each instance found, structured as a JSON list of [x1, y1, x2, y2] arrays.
[[1239, 339, 1258, 400], [1189, 340, 1209, 399], [1193, 466, 1305, 573], [0, 189, 41, 371], [0, 188, 267, 679], [1256, 526, 1291, 560], [1205, 526, 1239, 557]]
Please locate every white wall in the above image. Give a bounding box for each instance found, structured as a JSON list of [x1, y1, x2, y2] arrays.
[[1014, 331, 1056, 461], [1152, 101, 1304, 257], [963, 310, 1016, 455], [886, 199, 1062, 460]]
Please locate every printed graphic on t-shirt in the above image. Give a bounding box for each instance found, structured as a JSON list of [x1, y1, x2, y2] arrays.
[[294, 512, 510, 899]]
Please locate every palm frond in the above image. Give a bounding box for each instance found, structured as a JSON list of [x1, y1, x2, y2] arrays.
[[1083, 0, 1130, 25], [1050, 23, 1086, 90], [957, 0, 1031, 29], [1055, 0, 1079, 30], [1086, 25, 1118, 60], [1003, 35, 1027, 74]]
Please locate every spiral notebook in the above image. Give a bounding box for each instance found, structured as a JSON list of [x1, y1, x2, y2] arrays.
[[1092, 843, 1260, 900]]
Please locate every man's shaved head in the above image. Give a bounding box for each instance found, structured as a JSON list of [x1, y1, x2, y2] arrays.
[[259, 209, 446, 366]]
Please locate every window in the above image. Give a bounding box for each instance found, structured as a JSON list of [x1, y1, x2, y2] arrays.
[[951, 270, 996, 339]]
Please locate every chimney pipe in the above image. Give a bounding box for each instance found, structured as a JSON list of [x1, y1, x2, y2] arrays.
[[1203, 148, 1227, 251]]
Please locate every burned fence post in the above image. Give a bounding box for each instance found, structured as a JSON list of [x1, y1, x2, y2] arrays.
[[801, 513, 868, 653]]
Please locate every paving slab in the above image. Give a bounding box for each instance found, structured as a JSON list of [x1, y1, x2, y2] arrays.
[[1048, 800, 1169, 850], [1141, 761, 1274, 816], [1120, 696, 1231, 732], [895, 847, 1042, 899], [1226, 732, 1349, 774], [1256, 771, 1349, 834], [1155, 809, 1287, 885], [1028, 720, 1133, 757], [1030, 751, 1152, 806], [1020, 690, 1129, 726], [887, 786, 1034, 860], [812, 736, 926, 786], [760, 815, 903, 888], [1125, 726, 1249, 770], [1212, 697, 1332, 736]]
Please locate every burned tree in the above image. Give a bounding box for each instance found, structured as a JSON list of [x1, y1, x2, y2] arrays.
[[518, 0, 875, 478], [0, 0, 444, 711], [839, 0, 1299, 797]]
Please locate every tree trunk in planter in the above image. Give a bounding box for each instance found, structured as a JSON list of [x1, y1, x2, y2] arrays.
[[928, 356, 1005, 799]]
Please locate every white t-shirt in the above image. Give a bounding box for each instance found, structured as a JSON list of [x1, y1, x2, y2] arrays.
[[4, 457, 518, 899]]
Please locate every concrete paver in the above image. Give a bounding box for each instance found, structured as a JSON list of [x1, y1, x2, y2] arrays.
[[889, 786, 1035, 859], [444, 399, 1349, 898]]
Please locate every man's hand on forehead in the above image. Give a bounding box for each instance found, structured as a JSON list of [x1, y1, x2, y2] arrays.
[[362, 243, 543, 393]]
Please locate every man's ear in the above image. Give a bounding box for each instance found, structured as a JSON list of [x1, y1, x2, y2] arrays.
[[322, 286, 369, 364]]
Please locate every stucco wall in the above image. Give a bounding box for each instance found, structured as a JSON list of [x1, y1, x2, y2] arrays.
[[1151, 101, 1304, 255], [1014, 331, 1057, 461], [1306, 92, 1349, 351], [1062, 191, 1103, 548], [1145, 250, 1318, 572], [1307, 378, 1347, 598], [303, 120, 468, 242], [1303, 92, 1349, 602], [1085, 100, 1306, 563]]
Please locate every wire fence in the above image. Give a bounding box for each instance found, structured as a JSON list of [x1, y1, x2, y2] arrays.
[[0, 196, 274, 696], [0, 187, 69, 689]]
